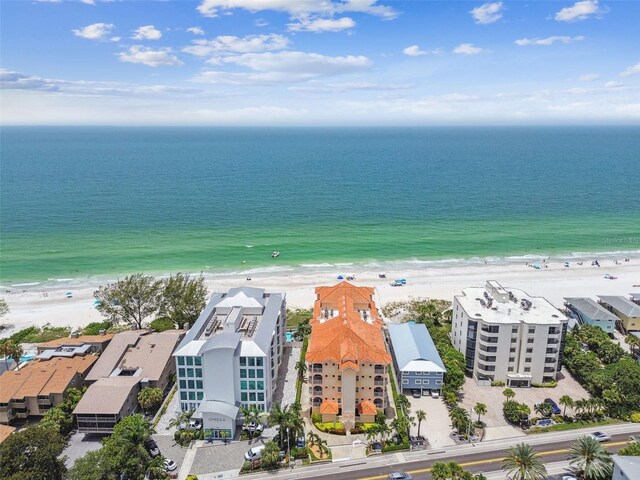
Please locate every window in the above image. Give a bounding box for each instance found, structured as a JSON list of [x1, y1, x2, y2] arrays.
[[338, 375, 341, 381], [435, 380, 442, 385], [402, 379, 409, 384], [415, 379, 422, 384], [195, 369, 202, 378], [240, 357, 247, 367], [249, 393, 256, 401], [241, 392, 248, 401], [257, 369, 264, 378], [527, 338, 535, 344], [194, 356, 202, 366], [256, 358, 263, 367], [249, 381, 256, 390], [508, 367, 514, 372], [337, 387, 342, 392], [510, 347, 516, 353], [249, 358, 255, 367], [187, 368, 194, 378], [240, 381, 247, 390], [512, 327, 518, 333], [188, 380, 195, 389], [179, 380, 186, 389], [257, 381, 264, 390], [528, 327, 535, 334], [258, 393, 264, 401], [196, 392, 203, 400], [240, 369, 247, 379], [188, 392, 196, 400], [196, 380, 203, 389], [526, 348, 533, 353], [509, 357, 515, 363], [525, 357, 532, 363], [524, 367, 531, 372], [249, 370, 256, 379], [178, 368, 185, 377], [186, 357, 193, 366], [180, 392, 187, 400], [178, 357, 185, 366]]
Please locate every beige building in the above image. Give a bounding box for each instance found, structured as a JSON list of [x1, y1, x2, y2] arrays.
[[598, 295, 640, 332], [0, 353, 97, 424], [36, 333, 113, 354], [74, 330, 183, 433], [306, 282, 391, 427]]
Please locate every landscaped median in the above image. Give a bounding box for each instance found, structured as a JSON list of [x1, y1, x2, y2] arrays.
[[526, 418, 620, 434], [295, 337, 308, 404]]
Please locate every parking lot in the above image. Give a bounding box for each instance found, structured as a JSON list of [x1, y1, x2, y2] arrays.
[[151, 434, 189, 473], [457, 368, 590, 439], [407, 393, 456, 448], [63, 431, 106, 468], [189, 437, 266, 476]]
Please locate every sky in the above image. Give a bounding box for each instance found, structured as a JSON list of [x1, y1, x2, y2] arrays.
[[1, 0, 639, 125]]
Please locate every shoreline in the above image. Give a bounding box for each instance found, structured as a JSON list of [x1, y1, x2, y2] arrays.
[[1, 251, 639, 339]]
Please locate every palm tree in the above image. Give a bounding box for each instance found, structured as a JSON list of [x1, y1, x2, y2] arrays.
[[502, 443, 547, 480], [261, 440, 282, 469], [503, 388, 516, 400], [366, 424, 380, 445], [295, 360, 307, 383], [316, 437, 328, 458], [168, 409, 193, 431], [378, 422, 391, 444], [9, 342, 23, 370], [241, 405, 262, 438], [0, 339, 13, 371], [534, 402, 553, 419], [559, 395, 573, 417], [473, 403, 487, 424], [574, 399, 587, 419], [430, 462, 451, 480], [450, 407, 470, 434], [307, 431, 317, 447], [415, 409, 426, 437], [625, 334, 640, 356], [569, 435, 613, 480]]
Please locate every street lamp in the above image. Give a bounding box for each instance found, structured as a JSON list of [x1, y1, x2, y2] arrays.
[[286, 427, 290, 466]]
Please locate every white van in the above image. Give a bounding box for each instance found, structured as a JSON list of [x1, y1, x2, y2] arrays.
[[244, 445, 265, 461]]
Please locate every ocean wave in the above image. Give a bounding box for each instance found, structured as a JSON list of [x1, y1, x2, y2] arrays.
[[11, 282, 41, 287], [300, 263, 334, 268]]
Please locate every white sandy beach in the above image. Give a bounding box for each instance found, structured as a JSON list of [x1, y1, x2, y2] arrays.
[[1, 257, 639, 338]]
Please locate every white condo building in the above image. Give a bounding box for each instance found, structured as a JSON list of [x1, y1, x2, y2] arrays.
[[452, 281, 568, 388], [172, 287, 285, 439]]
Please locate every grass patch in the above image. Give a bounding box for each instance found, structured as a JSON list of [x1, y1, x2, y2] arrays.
[[286, 308, 312, 328], [527, 418, 620, 434], [10, 324, 72, 344], [295, 337, 309, 404]]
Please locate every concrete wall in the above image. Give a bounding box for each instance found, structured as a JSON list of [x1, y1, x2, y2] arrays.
[[202, 349, 236, 405]]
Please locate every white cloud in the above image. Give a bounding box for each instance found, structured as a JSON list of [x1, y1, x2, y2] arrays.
[[289, 81, 412, 93], [72, 23, 115, 41], [515, 35, 585, 46], [453, 43, 484, 55], [288, 17, 355, 32], [193, 51, 372, 84], [255, 18, 269, 27], [183, 34, 288, 57], [81, 0, 96, 4], [117, 46, 183, 67], [470, 2, 503, 24], [132, 25, 162, 41], [604, 81, 624, 89], [403, 45, 426, 57], [620, 62, 640, 77], [187, 27, 205, 35], [554, 0, 606, 22], [578, 73, 599, 81], [196, 0, 398, 19]]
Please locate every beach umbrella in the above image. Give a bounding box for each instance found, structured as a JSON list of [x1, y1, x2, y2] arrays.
[[337, 275, 344, 280]]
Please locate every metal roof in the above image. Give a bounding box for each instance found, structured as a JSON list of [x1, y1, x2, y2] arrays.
[[598, 295, 640, 317], [194, 399, 239, 419], [388, 323, 445, 373], [564, 297, 619, 322], [611, 455, 640, 480]]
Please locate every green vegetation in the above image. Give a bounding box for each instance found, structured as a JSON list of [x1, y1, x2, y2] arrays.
[[94, 272, 207, 330], [564, 325, 640, 419], [568, 435, 612, 480], [385, 367, 410, 452], [502, 443, 547, 480], [295, 336, 308, 404], [268, 402, 304, 450], [0, 426, 67, 480], [527, 418, 619, 434], [431, 461, 488, 480], [79, 321, 112, 335], [503, 400, 531, 426], [618, 438, 640, 456], [68, 414, 165, 480], [8, 324, 71, 344], [40, 387, 86, 436], [0, 298, 9, 318], [138, 387, 164, 414], [153, 385, 176, 429], [286, 308, 313, 328], [149, 317, 175, 332]]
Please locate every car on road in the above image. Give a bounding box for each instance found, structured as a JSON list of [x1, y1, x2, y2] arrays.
[[411, 389, 421, 399], [544, 398, 561, 415], [163, 459, 177, 472], [590, 431, 611, 442], [144, 439, 160, 457], [388, 473, 413, 480]]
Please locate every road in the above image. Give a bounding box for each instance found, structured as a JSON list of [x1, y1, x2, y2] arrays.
[[312, 433, 633, 480]]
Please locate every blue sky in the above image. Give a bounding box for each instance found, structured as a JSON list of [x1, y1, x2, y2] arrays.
[[1, 0, 639, 125]]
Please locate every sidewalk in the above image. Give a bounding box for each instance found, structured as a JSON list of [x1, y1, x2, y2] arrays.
[[207, 422, 640, 480]]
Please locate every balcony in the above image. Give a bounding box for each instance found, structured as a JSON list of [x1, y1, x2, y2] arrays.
[[312, 368, 323, 374], [12, 398, 26, 408], [544, 357, 556, 364], [14, 408, 29, 419], [374, 380, 385, 386], [479, 335, 499, 344], [543, 367, 555, 373], [37, 398, 52, 406], [547, 338, 559, 345], [374, 367, 385, 375]]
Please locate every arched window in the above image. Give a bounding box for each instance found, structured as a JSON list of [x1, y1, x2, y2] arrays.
[[312, 397, 322, 407]]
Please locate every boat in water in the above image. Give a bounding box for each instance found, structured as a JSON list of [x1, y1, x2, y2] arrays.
[[272, 251, 280, 258]]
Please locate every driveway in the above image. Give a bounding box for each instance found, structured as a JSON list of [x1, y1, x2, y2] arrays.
[[152, 434, 188, 471], [458, 368, 590, 439], [408, 394, 456, 448], [189, 438, 265, 476], [63, 431, 107, 468]]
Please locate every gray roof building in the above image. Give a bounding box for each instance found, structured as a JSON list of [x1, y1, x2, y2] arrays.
[[565, 298, 620, 322], [598, 296, 640, 317], [388, 323, 445, 373], [611, 454, 640, 480]]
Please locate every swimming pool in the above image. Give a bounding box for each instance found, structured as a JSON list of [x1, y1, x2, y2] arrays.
[[285, 332, 294, 342]]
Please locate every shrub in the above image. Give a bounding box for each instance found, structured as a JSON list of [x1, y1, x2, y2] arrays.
[[290, 447, 308, 459], [503, 400, 530, 425], [81, 321, 111, 335], [150, 317, 175, 332], [552, 415, 565, 423], [311, 413, 322, 424], [630, 412, 640, 423], [186, 476, 199, 480], [491, 380, 505, 387]]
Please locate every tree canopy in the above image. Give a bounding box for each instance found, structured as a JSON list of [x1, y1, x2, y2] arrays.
[[158, 273, 207, 329], [0, 426, 67, 480]]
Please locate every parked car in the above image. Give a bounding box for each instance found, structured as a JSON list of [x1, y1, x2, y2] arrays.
[[390, 281, 404, 287], [590, 431, 611, 442], [422, 389, 430, 397], [410, 435, 425, 446], [244, 445, 265, 461], [544, 398, 561, 415], [431, 390, 440, 399], [536, 419, 554, 427], [187, 419, 202, 430], [562, 476, 578, 480], [164, 459, 177, 472], [388, 473, 413, 480], [244, 421, 264, 433], [144, 439, 160, 457], [411, 389, 421, 399]]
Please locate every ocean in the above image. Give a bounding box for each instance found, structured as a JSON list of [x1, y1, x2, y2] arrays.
[[1, 126, 639, 287]]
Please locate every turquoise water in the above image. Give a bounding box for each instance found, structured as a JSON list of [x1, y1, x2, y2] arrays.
[[1, 126, 639, 285]]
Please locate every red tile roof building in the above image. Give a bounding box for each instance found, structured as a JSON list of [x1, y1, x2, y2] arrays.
[[306, 282, 391, 426]]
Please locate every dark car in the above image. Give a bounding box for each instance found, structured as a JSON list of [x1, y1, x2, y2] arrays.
[[411, 389, 421, 399], [144, 439, 160, 457], [544, 398, 561, 415]]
